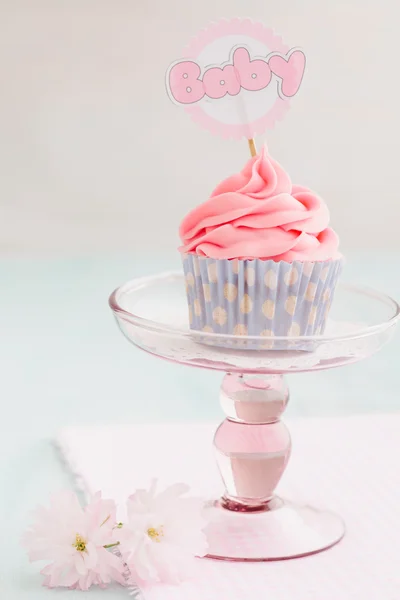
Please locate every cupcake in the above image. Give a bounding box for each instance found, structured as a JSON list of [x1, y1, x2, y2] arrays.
[[179, 146, 342, 343]]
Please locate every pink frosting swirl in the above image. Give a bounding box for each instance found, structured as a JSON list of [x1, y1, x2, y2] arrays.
[[179, 146, 340, 262]]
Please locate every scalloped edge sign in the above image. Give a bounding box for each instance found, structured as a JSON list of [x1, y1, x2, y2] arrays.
[[166, 18, 306, 140]]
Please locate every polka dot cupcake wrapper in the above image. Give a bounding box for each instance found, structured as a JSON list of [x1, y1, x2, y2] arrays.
[[182, 254, 343, 350]]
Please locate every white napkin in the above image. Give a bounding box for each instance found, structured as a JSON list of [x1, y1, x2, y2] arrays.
[[57, 414, 400, 600]]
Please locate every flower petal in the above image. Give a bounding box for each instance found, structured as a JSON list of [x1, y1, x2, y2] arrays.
[[75, 553, 88, 576], [150, 483, 190, 514], [84, 542, 98, 570], [131, 543, 159, 583]]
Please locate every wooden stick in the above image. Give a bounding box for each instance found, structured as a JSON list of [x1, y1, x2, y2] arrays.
[[248, 138, 257, 157]]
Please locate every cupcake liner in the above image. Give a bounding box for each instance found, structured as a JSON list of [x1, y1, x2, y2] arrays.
[[182, 254, 343, 350]]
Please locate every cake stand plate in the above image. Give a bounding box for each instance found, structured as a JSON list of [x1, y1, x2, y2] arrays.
[[109, 272, 399, 561]]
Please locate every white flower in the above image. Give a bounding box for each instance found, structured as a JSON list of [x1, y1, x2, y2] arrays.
[[23, 491, 124, 590], [119, 481, 209, 584]]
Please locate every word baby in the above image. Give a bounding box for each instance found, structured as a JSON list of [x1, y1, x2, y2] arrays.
[[168, 47, 305, 105]]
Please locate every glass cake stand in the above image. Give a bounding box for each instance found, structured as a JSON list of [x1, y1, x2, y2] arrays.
[[109, 272, 399, 561]]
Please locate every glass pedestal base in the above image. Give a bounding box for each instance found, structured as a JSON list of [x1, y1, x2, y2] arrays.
[[204, 498, 345, 561], [109, 272, 399, 563]]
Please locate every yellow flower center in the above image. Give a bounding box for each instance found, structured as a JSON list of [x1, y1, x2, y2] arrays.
[[73, 533, 87, 552], [147, 526, 164, 543]]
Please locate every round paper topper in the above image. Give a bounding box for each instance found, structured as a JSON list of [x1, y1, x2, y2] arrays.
[[166, 18, 306, 140]]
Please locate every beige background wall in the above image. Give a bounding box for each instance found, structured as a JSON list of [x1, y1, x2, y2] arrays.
[[0, 0, 397, 255]]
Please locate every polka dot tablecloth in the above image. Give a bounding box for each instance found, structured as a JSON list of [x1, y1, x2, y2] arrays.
[[58, 414, 400, 600]]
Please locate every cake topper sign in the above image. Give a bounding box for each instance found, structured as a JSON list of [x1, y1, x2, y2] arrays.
[[168, 47, 304, 105], [166, 18, 306, 152]]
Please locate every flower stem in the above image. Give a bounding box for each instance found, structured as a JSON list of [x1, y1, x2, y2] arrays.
[[103, 542, 120, 549], [100, 514, 111, 527]]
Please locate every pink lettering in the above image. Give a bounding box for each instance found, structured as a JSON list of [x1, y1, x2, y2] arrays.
[[233, 47, 271, 92], [269, 50, 306, 98], [167, 48, 305, 105], [168, 61, 205, 104], [203, 65, 240, 99]]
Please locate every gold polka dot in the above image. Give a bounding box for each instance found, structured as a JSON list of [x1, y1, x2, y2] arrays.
[[193, 259, 201, 277], [231, 259, 240, 274], [260, 329, 274, 349], [207, 263, 218, 283], [305, 282, 317, 302], [308, 306, 317, 325], [288, 322, 301, 337], [224, 283, 238, 302], [285, 295, 297, 316], [233, 324, 248, 336], [202, 283, 211, 302], [325, 302, 331, 319], [302, 262, 314, 277], [202, 325, 213, 333], [193, 299, 202, 316], [213, 306, 227, 326], [262, 299, 275, 320], [322, 289, 330, 303], [261, 328, 274, 336], [245, 267, 255, 286], [188, 305, 193, 325], [284, 268, 298, 286], [264, 270, 277, 290], [320, 267, 329, 282], [186, 272, 195, 287], [240, 294, 253, 314]]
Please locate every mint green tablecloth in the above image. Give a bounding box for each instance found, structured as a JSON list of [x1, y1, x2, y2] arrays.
[[1, 252, 399, 598]]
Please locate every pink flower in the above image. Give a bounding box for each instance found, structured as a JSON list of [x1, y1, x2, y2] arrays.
[[119, 481, 209, 585], [23, 491, 124, 590]]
